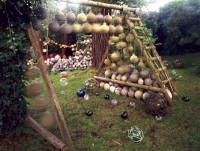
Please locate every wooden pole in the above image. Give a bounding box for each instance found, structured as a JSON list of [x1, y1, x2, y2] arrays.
[[60, 0, 138, 12], [28, 27, 75, 151], [93, 76, 164, 93], [25, 116, 67, 151]]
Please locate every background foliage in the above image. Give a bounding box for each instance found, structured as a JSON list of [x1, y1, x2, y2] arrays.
[[143, 0, 200, 55], [0, 0, 46, 135]]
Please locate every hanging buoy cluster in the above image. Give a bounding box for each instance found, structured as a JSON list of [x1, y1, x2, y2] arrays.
[[25, 70, 45, 111], [48, 10, 125, 35], [25, 58, 54, 128]]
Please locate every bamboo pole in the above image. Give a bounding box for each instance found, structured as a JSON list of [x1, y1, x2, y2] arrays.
[[60, 0, 138, 12], [93, 76, 164, 93], [139, 24, 177, 95], [152, 49, 178, 94], [95, 45, 110, 76], [25, 116, 67, 151], [28, 27, 75, 151], [125, 18, 173, 106]]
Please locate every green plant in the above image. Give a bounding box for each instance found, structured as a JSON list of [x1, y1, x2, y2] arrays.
[[0, 0, 46, 135]]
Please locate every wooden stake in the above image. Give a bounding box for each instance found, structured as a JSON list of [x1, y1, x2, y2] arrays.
[[25, 116, 67, 151], [28, 27, 75, 151], [93, 76, 164, 93]]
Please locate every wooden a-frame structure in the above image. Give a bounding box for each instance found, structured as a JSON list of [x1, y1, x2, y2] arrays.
[[26, 0, 177, 150], [94, 15, 177, 106]]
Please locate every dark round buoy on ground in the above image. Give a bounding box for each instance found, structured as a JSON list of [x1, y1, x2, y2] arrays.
[[77, 89, 86, 97], [60, 68, 65, 72], [121, 111, 128, 119], [95, 92, 100, 96], [85, 110, 93, 116], [182, 96, 189, 102], [69, 68, 74, 71], [104, 94, 110, 100]]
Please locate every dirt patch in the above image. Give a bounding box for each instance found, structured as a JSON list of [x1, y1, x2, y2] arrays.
[[71, 130, 88, 140], [148, 125, 158, 146], [0, 133, 33, 147], [98, 122, 113, 131], [91, 131, 101, 138], [102, 102, 113, 108]]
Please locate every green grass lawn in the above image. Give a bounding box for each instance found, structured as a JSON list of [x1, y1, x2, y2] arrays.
[[1, 52, 200, 151]]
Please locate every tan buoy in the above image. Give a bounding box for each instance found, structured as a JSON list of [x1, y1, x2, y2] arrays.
[[137, 60, 145, 69], [104, 58, 111, 66], [109, 25, 116, 34], [118, 67, 125, 75], [110, 36, 119, 43], [113, 16, 122, 25], [130, 54, 139, 64], [116, 41, 127, 49], [135, 90, 143, 99], [60, 23, 72, 34], [87, 11, 96, 23], [108, 40, 114, 46], [82, 22, 92, 33], [25, 66, 40, 80], [104, 14, 112, 24], [72, 23, 82, 33], [40, 111, 55, 128], [110, 63, 117, 70], [119, 33, 126, 40], [126, 34, 134, 42], [77, 12, 87, 23], [111, 51, 120, 62], [26, 80, 43, 98], [31, 95, 48, 113], [127, 44, 134, 52], [100, 23, 109, 33], [92, 23, 101, 33], [123, 65, 132, 73], [115, 25, 124, 34], [123, 49, 129, 59]]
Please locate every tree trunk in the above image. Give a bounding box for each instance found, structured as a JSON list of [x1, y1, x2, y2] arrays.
[[92, 33, 110, 68]]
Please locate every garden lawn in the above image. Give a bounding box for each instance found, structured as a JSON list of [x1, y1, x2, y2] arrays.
[[0, 52, 200, 151]]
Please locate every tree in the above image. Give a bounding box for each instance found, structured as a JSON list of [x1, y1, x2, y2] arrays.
[[143, 0, 200, 55]]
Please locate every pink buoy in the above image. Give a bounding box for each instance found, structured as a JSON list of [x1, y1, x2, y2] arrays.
[[60, 71, 67, 78]]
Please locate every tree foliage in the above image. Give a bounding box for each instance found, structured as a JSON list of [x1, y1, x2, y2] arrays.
[[143, 0, 200, 55]]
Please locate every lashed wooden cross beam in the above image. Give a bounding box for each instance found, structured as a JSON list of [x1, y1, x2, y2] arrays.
[[59, 0, 139, 13]]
